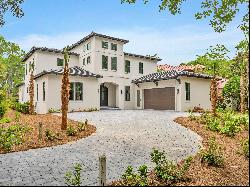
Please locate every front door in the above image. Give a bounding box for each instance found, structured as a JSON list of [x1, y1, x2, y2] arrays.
[[100, 85, 108, 106]]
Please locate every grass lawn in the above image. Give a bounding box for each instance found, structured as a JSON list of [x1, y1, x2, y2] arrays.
[[0, 109, 96, 154]]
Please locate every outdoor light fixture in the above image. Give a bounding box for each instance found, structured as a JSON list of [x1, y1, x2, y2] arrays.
[[121, 90, 123, 94], [177, 89, 179, 94]]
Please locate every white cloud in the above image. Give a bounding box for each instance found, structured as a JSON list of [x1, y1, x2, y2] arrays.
[[11, 25, 244, 65]]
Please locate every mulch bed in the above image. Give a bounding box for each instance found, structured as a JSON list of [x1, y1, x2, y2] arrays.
[[0, 109, 96, 154], [174, 117, 249, 186]]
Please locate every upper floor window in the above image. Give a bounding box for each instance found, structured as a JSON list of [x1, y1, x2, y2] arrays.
[[125, 60, 130, 73], [87, 56, 91, 64], [102, 55, 108, 70], [102, 41, 108, 49], [111, 57, 117, 71], [42, 82, 46, 101], [111, 43, 117, 51], [87, 42, 91, 50], [69, 82, 83, 101], [29, 61, 31, 72], [83, 44, 86, 52], [185, 82, 190, 101], [125, 86, 130, 101], [57, 58, 64, 66], [83, 58, 85, 65], [139, 62, 143, 74]]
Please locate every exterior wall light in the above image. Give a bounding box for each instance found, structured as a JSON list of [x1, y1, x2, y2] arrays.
[[121, 90, 123, 94], [177, 89, 179, 94]]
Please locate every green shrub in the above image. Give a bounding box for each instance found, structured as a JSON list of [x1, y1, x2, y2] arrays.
[[64, 163, 83, 186], [206, 118, 221, 132], [150, 149, 193, 184], [77, 119, 87, 132], [220, 120, 241, 137], [0, 117, 11, 124], [45, 129, 57, 141], [188, 111, 196, 121], [120, 165, 148, 186], [48, 108, 61, 113], [0, 124, 31, 151], [11, 102, 29, 114], [66, 125, 77, 136], [14, 111, 21, 122], [0, 102, 8, 118], [200, 137, 224, 167], [241, 139, 249, 158]]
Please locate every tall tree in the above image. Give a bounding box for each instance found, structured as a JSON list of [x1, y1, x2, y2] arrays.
[[0, 0, 24, 26], [28, 59, 35, 114], [61, 46, 70, 130], [202, 44, 229, 116], [121, 0, 249, 34], [235, 40, 249, 113], [0, 36, 25, 97]]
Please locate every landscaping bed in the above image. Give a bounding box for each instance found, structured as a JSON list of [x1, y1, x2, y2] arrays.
[[0, 109, 96, 154], [173, 116, 249, 186]]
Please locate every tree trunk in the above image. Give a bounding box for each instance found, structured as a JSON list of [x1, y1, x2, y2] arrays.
[[240, 53, 248, 113], [211, 78, 217, 116], [61, 49, 70, 130], [29, 71, 35, 114]]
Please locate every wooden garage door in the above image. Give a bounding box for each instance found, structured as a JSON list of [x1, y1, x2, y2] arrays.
[[144, 87, 175, 110]]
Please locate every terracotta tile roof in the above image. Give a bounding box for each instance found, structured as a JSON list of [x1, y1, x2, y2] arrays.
[[158, 64, 205, 72], [68, 32, 129, 50], [132, 70, 213, 84], [34, 66, 103, 80], [22, 47, 80, 62], [124, 52, 162, 61]]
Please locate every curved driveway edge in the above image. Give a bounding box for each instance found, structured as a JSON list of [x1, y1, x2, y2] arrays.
[[0, 110, 202, 186]]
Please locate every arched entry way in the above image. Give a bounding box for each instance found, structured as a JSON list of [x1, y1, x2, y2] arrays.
[[100, 82, 118, 108]]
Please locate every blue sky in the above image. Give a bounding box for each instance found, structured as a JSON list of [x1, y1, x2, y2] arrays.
[[0, 0, 245, 65]]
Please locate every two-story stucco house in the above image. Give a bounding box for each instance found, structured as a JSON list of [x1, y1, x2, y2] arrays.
[[18, 32, 213, 114]]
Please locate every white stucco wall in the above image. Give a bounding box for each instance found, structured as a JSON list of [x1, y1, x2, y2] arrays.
[[180, 77, 211, 111]]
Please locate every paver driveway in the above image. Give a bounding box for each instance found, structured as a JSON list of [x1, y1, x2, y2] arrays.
[[0, 110, 202, 186]]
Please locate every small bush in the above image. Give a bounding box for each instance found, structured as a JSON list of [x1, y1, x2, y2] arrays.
[[77, 119, 87, 132], [48, 108, 61, 113], [120, 165, 148, 186], [66, 125, 77, 136], [11, 102, 29, 114], [206, 118, 221, 132], [188, 111, 196, 121], [220, 120, 241, 137], [0, 117, 11, 124], [200, 137, 224, 167], [64, 163, 83, 186], [0, 124, 31, 151], [14, 111, 21, 122], [150, 149, 193, 184], [0, 102, 8, 118], [192, 106, 205, 113], [241, 139, 249, 158], [45, 129, 57, 141]]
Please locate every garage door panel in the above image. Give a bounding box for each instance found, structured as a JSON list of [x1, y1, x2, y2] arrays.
[[144, 87, 175, 110]]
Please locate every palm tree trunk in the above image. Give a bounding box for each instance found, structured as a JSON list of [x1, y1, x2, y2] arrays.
[[211, 78, 217, 116], [61, 48, 70, 130], [29, 71, 35, 114]]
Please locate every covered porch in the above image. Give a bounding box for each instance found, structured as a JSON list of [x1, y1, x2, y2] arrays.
[[100, 82, 120, 109]]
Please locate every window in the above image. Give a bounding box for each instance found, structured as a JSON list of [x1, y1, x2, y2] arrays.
[[87, 42, 91, 50], [87, 56, 91, 64], [111, 57, 117, 71], [42, 82, 45, 101], [69, 82, 83, 101], [83, 58, 85, 65], [29, 61, 32, 72], [125, 86, 130, 101], [75, 82, 83, 101], [25, 64, 27, 75], [139, 62, 143, 74], [57, 58, 64, 66], [125, 60, 130, 73], [102, 55, 108, 69], [111, 43, 117, 51], [36, 84, 39, 101], [102, 41, 108, 49], [185, 82, 190, 101], [27, 87, 28, 93], [69, 83, 75, 100], [83, 44, 86, 52]]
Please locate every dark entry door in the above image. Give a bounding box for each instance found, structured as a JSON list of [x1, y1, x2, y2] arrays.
[[100, 85, 108, 106]]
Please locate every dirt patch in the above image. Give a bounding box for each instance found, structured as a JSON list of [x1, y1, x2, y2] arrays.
[[0, 109, 96, 154], [174, 117, 249, 186]]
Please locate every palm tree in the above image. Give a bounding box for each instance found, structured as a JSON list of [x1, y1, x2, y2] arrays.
[[28, 60, 35, 114], [61, 47, 70, 130]]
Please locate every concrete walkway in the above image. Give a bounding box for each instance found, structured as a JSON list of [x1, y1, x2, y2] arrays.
[[0, 110, 202, 186]]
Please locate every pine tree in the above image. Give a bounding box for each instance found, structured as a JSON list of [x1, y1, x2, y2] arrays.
[[61, 47, 70, 130]]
